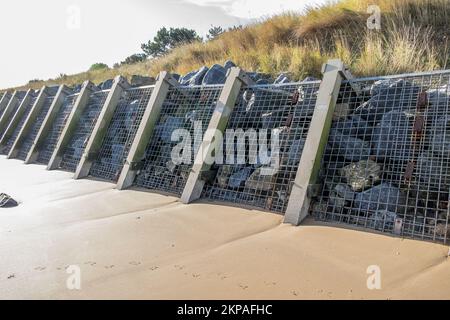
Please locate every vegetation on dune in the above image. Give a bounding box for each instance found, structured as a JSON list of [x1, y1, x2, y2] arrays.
[[6, 0, 450, 91]]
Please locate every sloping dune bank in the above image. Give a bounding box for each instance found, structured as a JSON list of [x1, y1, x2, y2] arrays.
[[0, 156, 449, 300]]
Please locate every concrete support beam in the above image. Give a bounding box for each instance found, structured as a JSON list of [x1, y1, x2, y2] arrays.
[[8, 86, 50, 159], [0, 91, 22, 140], [180, 67, 254, 204], [74, 76, 130, 179], [25, 85, 71, 164], [284, 59, 353, 225], [0, 89, 34, 147], [116, 71, 178, 190], [47, 81, 96, 170]]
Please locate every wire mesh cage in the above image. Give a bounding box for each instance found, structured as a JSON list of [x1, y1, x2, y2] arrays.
[[1, 94, 38, 155], [134, 84, 224, 196], [0, 93, 26, 139], [202, 80, 320, 213], [313, 70, 450, 243], [59, 90, 109, 172], [89, 86, 154, 182], [16, 95, 56, 160], [36, 93, 79, 164]]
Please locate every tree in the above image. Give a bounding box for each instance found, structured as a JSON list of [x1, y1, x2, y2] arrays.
[[141, 27, 202, 57], [121, 53, 147, 65], [89, 63, 109, 71], [207, 25, 224, 40]]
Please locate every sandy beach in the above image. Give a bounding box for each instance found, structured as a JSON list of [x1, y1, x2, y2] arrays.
[[0, 156, 449, 300]]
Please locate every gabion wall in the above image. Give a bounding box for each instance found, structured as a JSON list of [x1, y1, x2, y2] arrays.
[[16, 94, 56, 160], [134, 84, 223, 196], [202, 80, 320, 213], [89, 86, 154, 182], [1, 93, 38, 155], [36, 93, 78, 164], [313, 70, 450, 243], [59, 90, 109, 172]]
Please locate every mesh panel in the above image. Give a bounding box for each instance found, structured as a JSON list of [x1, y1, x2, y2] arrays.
[[202, 81, 320, 213], [134, 85, 223, 196], [314, 70, 450, 243], [16, 95, 55, 160], [59, 90, 109, 172], [90, 86, 154, 181], [0, 95, 25, 138], [37, 94, 78, 164], [0, 93, 7, 119], [1, 95, 37, 155]]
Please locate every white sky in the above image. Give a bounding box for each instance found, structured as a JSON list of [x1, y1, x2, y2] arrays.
[[0, 0, 326, 89]]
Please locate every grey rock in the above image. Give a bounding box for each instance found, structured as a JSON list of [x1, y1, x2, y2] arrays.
[[179, 66, 209, 86], [286, 138, 306, 166], [327, 128, 371, 161], [353, 183, 407, 214], [256, 79, 270, 85], [224, 60, 236, 70], [202, 64, 227, 85], [332, 115, 374, 140], [355, 79, 421, 121], [416, 151, 450, 191], [0, 193, 18, 208], [217, 165, 234, 188], [274, 73, 290, 84], [245, 167, 277, 191], [427, 84, 450, 106], [429, 115, 450, 158], [340, 160, 381, 192], [367, 210, 397, 231], [329, 183, 355, 210], [228, 167, 253, 188], [171, 73, 181, 82], [154, 116, 184, 143], [99, 79, 114, 90], [130, 75, 155, 87], [373, 111, 414, 161]]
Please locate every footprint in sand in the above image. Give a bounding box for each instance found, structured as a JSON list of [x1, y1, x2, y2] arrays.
[[104, 265, 115, 269], [264, 281, 276, 286], [84, 261, 97, 267], [34, 266, 46, 271], [174, 265, 185, 270], [149, 266, 159, 271], [129, 261, 141, 266], [239, 284, 248, 290], [7, 274, 15, 279], [291, 290, 299, 296], [192, 273, 200, 278]]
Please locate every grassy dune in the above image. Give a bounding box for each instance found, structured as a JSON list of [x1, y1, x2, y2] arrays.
[[7, 0, 450, 91]]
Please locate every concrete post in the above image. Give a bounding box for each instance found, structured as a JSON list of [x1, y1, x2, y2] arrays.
[[0, 89, 34, 147], [25, 85, 71, 164], [0, 91, 23, 141], [8, 86, 50, 159], [47, 81, 96, 170], [180, 67, 254, 204], [116, 71, 179, 190], [74, 76, 130, 179], [284, 59, 353, 225]]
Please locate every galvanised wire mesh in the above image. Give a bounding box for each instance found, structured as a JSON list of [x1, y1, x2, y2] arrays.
[[313, 70, 450, 243], [134, 84, 223, 196], [1, 94, 38, 155], [59, 90, 109, 172], [36, 93, 78, 164], [90, 86, 154, 181], [16, 95, 55, 160], [0, 93, 7, 119], [202, 81, 320, 213], [0, 94, 25, 139]]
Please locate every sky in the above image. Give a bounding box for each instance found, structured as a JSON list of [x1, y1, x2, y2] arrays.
[[0, 0, 326, 89]]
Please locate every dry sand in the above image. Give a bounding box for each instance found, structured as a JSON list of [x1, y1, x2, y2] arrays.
[[0, 156, 449, 300]]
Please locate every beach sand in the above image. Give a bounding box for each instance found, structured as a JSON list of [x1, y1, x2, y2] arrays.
[[0, 156, 449, 300]]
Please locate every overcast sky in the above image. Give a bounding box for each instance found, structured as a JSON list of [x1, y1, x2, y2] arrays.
[[0, 0, 326, 89]]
